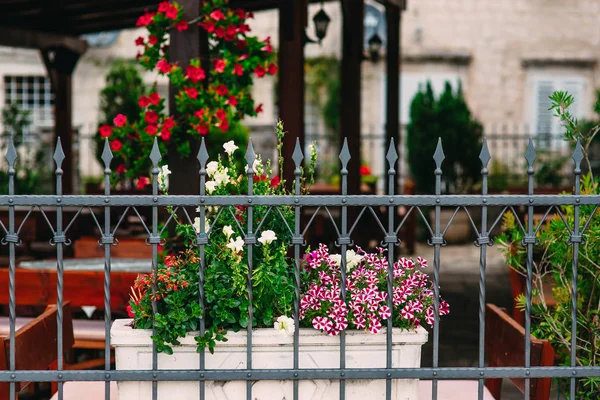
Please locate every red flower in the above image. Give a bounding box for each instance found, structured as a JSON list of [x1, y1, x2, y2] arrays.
[[145, 111, 159, 124], [137, 176, 150, 189], [175, 20, 188, 31], [254, 65, 266, 77], [267, 64, 278, 75], [157, 59, 172, 74], [360, 165, 372, 176], [197, 124, 208, 135], [116, 164, 127, 174], [215, 26, 225, 38], [158, 1, 170, 12], [226, 25, 237, 37], [210, 9, 225, 20], [185, 65, 205, 82], [235, 39, 247, 50], [110, 139, 123, 151], [138, 95, 150, 107], [247, 11, 255, 19], [135, 36, 145, 46], [99, 124, 112, 138], [253, 174, 267, 182], [148, 92, 160, 105], [113, 114, 127, 127], [184, 87, 198, 99], [148, 35, 158, 45], [234, 9, 246, 19], [270, 175, 281, 188], [233, 64, 244, 76], [136, 13, 153, 27], [194, 109, 205, 119], [238, 24, 250, 34], [163, 116, 175, 130], [126, 305, 135, 318], [213, 59, 226, 73], [199, 20, 215, 32], [215, 108, 227, 121], [227, 96, 238, 107], [145, 125, 158, 135], [165, 5, 178, 20], [255, 104, 263, 114], [161, 128, 171, 141], [218, 120, 229, 132], [216, 84, 228, 96]]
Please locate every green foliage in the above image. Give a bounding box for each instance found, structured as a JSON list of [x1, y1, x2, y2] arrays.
[[305, 57, 340, 134], [406, 81, 483, 193], [496, 92, 600, 398]]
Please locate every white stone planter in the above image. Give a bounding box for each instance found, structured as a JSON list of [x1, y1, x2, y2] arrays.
[[111, 319, 428, 400]]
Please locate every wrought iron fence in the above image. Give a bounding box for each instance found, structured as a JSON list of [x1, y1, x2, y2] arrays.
[[0, 133, 599, 400]]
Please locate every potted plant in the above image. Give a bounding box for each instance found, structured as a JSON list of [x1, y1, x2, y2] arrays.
[[496, 91, 600, 399], [110, 129, 449, 399]]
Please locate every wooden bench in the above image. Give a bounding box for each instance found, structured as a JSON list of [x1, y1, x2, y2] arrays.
[[419, 303, 554, 400], [509, 268, 557, 325]]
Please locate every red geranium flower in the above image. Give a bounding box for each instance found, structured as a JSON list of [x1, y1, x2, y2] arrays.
[[158, 1, 170, 12], [148, 35, 158, 45], [145, 125, 158, 135], [360, 165, 372, 176], [194, 109, 205, 119], [227, 96, 238, 107], [197, 124, 208, 135], [175, 20, 188, 31], [145, 111, 159, 124], [99, 124, 112, 138], [226, 25, 237, 37], [238, 24, 250, 34], [215, 26, 225, 38], [254, 65, 266, 77], [210, 9, 225, 20], [267, 64, 278, 75], [213, 59, 226, 73], [218, 119, 229, 132], [235, 39, 247, 50], [255, 103, 263, 114], [185, 65, 205, 82], [135, 37, 145, 46], [163, 116, 175, 130], [113, 114, 127, 127], [110, 139, 123, 151], [216, 84, 228, 96], [116, 164, 127, 174], [199, 20, 215, 32], [270, 175, 281, 187], [165, 5, 178, 20], [234, 9, 246, 19], [157, 59, 172, 74], [161, 128, 171, 141], [148, 92, 160, 105], [215, 108, 227, 121], [137, 176, 150, 189], [136, 13, 153, 27], [138, 96, 150, 108], [184, 87, 198, 99], [233, 64, 244, 76]]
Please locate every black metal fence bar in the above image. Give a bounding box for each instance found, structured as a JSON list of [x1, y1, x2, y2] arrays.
[[2, 135, 600, 400]]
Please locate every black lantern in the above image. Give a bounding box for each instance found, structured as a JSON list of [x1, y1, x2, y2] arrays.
[[368, 33, 383, 62], [313, 8, 331, 43]]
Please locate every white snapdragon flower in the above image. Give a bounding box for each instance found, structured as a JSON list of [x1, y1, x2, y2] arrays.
[[206, 161, 219, 177], [223, 140, 238, 155], [273, 316, 295, 337], [193, 217, 210, 233], [157, 165, 171, 191], [258, 230, 277, 245], [205, 180, 217, 194], [330, 250, 364, 271], [222, 225, 234, 238], [226, 236, 245, 253], [214, 168, 229, 186]]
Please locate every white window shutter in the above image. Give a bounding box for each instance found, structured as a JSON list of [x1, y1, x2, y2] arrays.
[[535, 80, 555, 135]]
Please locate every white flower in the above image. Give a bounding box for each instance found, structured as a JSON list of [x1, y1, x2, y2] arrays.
[[206, 161, 219, 177], [205, 180, 217, 194], [223, 140, 238, 155], [244, 158, 262, 174], [330, 250, 364, 271], [157, 165, 171, 191], [273, 316, 295, 337], [214, 168, 229, 186], [258, 230, 277, 245], [226, 236, 245, 253], [222, 225, 234, 238], [193, 217, 210, 233]]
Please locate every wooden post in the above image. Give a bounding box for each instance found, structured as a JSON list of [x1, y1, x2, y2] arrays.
[[168, 0, 208, 195], [340, 0, 364, 195], [278, 0, 306, 190], [385, 2, 402, 195], [41, 47, 81, 195]]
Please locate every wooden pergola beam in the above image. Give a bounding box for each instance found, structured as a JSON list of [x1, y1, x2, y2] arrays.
[[0, 26, 86, 54]]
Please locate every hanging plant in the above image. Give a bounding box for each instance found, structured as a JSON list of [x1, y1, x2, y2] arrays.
[[101, 0, 276, 188]]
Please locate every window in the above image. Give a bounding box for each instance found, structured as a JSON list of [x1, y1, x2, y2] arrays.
[[3, 75, 54, 126], [533, 77, 585, 135]]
